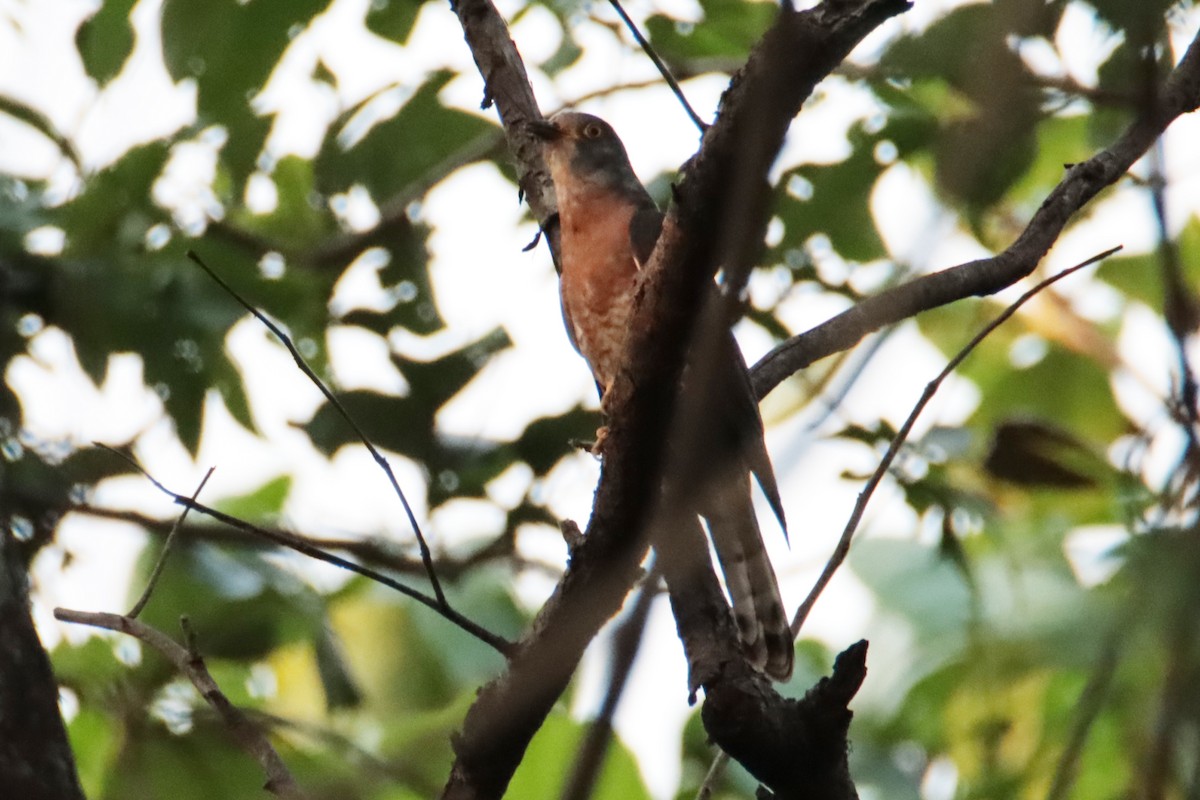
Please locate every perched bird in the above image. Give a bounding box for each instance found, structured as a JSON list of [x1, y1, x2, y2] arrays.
[[530, 111, 793, 681]]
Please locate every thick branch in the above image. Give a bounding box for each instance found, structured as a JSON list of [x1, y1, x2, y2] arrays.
[[443, 2, 908, 798], [751, 23, 1200, 399], [450, 0, 555, 225], [0, 535, 85, 800]]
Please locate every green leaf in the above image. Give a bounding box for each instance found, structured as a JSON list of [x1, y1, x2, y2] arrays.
[[160, 0, 329, 188], [75, 0, 136, 85], [508, 712, 652, 800], [133, 541, 322, 661], [54, 142, 170, 256], [365, 0, 423, 44], [66, 708, 122, 798], [316, 70, 497, 200], [105, 724, 271, 800], [850, 538, 972, 641], [213, 475, 293, 521], [0, 96, 82, 170], [1097, 216, 1200, 309], [645, 0, 776, 65], [772, 125, 887, 263], [304, 327, 512, 459]]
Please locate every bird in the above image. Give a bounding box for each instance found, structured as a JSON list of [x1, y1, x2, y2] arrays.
[[529, 111, 793, 681]]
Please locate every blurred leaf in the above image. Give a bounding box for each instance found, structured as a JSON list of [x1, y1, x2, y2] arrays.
[[983, 418, 1103, 489], [406, 565, 523, 688], [54, 142, 169, 256], [104, 723, 270, 800], [53, 637, 135, 703], [160, 0, 329, 188], [772, 126, 887, 263], [228, 156, 335, 251], [133, 541, 322, 661], [882, 3, 1042, 213], [213, 475, 292, 521], [304, 327, 511, 458], [0, 96, 82, 170], [365, 0, 423, 43], [512, 404, 595, 474], [508, 712, 652, 799], [645, 0, 775, 65], [75, 0, 136, 84], [66, 708, 121, 798], [850, 538, 972, 641], [314, 623, 363, 710], [317, 71, 497, 200], [1087, 0, 1173, 43], [1097, 216, 1200, 310]]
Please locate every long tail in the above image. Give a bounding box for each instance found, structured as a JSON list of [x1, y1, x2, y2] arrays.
[[702, 470, 793, 681]]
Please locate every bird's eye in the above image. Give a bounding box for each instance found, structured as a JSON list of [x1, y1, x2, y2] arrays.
[[583, 123, 603, 139]]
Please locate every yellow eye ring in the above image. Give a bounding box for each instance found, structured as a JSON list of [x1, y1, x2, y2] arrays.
[[583, 123, 603, 139]]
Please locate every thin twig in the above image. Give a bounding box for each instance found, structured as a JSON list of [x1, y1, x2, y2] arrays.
[[184, 250, 447, 607], [791, 245, 1122, 635], [606, 0, 707, 132], [94, 445, 511, 654], [127, 466, 215, 619], [60, 499, 558, 581], [53, 608, 309, 800], [695, 751, 730, 800]]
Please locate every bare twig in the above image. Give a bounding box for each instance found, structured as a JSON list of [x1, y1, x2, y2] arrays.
[[127, 467, 215, 619], [53, 608, 308, 800], [791, 246, 1121, 636], [605, 0, 707, 132], [185, 250, 447, 607], [60, 500, 557, 582], [94, 446, 512, 654], [695, 751, 730, 800]]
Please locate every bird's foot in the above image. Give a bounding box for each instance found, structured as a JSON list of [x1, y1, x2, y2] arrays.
[[590, 425, 609, 455]]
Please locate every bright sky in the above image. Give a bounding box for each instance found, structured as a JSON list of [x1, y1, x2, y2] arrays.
[[4, 0, 1200, 797]]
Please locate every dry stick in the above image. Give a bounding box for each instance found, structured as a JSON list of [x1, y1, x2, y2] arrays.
[[606, 0, 707, 132], [53, 608, 308, 800], [790, 244, 1122, 635], [127, 465, 215, 619], [95, 445, 511, 654], [184, 250, 447, 608]]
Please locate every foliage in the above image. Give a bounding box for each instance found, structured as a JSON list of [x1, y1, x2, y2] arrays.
[[0, 0, 1198, 797]]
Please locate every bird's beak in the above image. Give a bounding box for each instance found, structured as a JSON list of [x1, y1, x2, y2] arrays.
[[528, 118, 562, 141]]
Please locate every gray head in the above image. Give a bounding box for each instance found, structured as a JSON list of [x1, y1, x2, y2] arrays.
[[529, 112, 644, 195]]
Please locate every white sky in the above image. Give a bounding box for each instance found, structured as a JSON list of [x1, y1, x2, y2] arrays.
[[3, 0, 1200, 797]]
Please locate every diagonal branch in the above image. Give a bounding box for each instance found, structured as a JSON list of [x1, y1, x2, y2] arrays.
[[186, 250, 448, 608], [791, 246, 1121, 636], [751, 22, 1200, 399], [96, 446, 511, 654]]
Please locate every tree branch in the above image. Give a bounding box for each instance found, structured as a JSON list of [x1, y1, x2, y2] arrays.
[[443, 2, 909, 798], [751, 23, 1200, 399], [53, 609, 307, 800]]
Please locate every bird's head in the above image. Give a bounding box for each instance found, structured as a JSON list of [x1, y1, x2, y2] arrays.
[[529, 112, 642, 194]]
